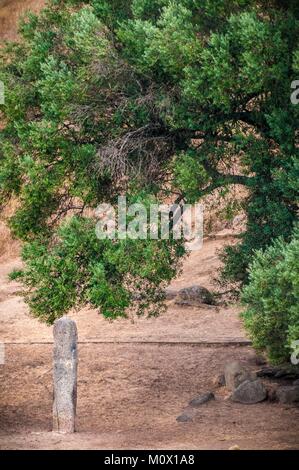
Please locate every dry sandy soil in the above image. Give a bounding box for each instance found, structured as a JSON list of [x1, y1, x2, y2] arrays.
[[1, 231, 299, 450], [1, 0, 299, 451], [0, 0, 44, 41]]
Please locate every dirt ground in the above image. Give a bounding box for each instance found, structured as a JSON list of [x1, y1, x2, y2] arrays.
[[1, 232, 299, 450], [0, 0, 45, 41]]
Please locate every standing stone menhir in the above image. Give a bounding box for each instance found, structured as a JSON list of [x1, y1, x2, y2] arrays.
[[53, 316, 78, 433]]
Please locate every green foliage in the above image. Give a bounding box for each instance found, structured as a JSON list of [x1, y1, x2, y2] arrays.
[[0, 0, 298, 323], [242, 226, 299, 364], [173, 150, 210, 204], [118, 2, 201, 78], [17, 212, 184, 323]]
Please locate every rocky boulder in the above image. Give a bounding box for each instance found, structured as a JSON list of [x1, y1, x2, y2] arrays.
[[231, 379, 267, 404], [175, 285, 215, 306], [265, 383, 279, 402], [257, 366, 299, 381], [276, 386, 299, 404]]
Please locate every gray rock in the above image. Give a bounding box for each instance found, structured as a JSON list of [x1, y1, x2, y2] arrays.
[[266, 383, 278, 402], [293, 379, 299, 386], [257, 366, 299, 380], [224, 361, 254, 391], [176, 413, 193, 423], [176, 407, 196, 423], [231, 379, 267, 404], [176, 285, 214, 306], [274, 369, 299, 380], [189, 392, 215, 407], [256, 367, 278, 378], [53, 317, 78, 433], [276, 386, 299, 404]]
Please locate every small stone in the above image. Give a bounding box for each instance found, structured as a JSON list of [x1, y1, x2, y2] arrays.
[[229, 445, 240, 451], [189, 392, 215, 407], [224, 361, 254, 391], [176, 414, 192, 423], [231, 379, 267, 404], [176, 285, 214, 306], [176, 408, 196, 423], [276, 386, 299, 404]]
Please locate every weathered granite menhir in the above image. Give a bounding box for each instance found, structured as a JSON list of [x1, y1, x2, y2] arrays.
[[53, 317, 78, 433]]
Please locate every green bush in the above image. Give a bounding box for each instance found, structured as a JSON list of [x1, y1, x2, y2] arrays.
[[242, 225, 299, 364], [9, 197, 185, 324]]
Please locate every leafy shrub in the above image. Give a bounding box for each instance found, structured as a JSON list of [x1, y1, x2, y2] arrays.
[[242, 225, 299, 364]]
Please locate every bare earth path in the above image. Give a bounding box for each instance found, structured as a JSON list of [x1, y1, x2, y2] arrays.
[[1, 232, 299, 449]]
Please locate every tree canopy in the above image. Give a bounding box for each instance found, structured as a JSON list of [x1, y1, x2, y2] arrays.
[[0, 0, 298, 323]]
